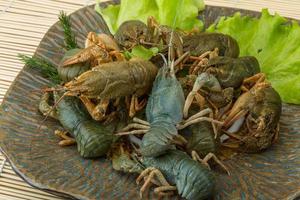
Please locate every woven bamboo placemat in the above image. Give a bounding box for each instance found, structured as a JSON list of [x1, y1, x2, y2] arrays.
[[0, 0, 299, 199]]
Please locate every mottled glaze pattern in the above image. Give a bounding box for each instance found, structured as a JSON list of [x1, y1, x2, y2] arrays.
[[0, 3, 299, 200]]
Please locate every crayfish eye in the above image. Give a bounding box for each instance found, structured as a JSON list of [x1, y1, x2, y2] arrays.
[[138, 30, 145, 35]]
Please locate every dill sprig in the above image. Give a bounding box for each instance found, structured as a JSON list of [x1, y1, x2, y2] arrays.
[[18, 54, 61, 84], [59, 11, 78, 50]]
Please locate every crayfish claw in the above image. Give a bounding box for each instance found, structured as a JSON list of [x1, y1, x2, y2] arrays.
[[61, 59, 79, 67], [223, 109, 248, 129], [38, 92, 59, 120], [61, 51, 90, 67]]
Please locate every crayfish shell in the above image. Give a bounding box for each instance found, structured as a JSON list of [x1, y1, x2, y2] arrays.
[[183, 32, 240, 58], [74, 120, 115, 158], [64, 59, 158, 99]]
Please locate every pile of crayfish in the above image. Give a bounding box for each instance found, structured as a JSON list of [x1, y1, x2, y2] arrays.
[[37, 15, 282, 200]]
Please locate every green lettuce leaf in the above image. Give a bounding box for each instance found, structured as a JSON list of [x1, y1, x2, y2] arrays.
[[95, 0, 204, 34], [207, 9, 300, 104], [124, 45, 159, 60], [95, 2, 120, 33]]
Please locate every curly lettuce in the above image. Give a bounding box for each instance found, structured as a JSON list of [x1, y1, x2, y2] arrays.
[[95, 0, 204, 34], [124, 46, 159, 60], [208, 9, 300, 104]]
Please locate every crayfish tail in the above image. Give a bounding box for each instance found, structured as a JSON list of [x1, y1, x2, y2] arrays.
[[75, 121, 115, 158]]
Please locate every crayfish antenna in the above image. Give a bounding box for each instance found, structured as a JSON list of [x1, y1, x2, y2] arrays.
[[165, 0, 184, 78], [158, 53, 168, 67], [31, 86, 65, 95], [170, 60, 175, 77]]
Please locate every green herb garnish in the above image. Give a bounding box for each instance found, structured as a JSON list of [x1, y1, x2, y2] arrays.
[[18, 54, 61, 84], [59, 11, 78, 50]]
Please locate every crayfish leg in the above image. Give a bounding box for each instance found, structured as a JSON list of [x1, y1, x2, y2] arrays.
[[86, 32, 95, 47], [191, 150, 209, 168], [192, 151, 230, 175], [119, 123, 150, 132], [183, 91, 205, 118], [188, 49, 218, 74], [133, 117, 150, 126], [174, 51, 190, 72], [116, 129, 148, 136], [116, 117, 150, 135], [154, 186, 177, 197], [115, 118, 150, 135], [191, 58, 209, 75], [242, 72, 266, 90], [137, 167, 175, 199], [129, 95, 147, 118], [178, 108, 223, 130], [54, 130, 76, 146]]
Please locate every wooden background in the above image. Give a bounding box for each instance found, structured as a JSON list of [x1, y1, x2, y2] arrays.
[[0, 0, 299, 199]]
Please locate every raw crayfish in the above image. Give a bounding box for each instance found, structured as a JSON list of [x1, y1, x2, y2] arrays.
[[116, 62, 223, 157], [114, 20, 149, 50], [111, 143, 215, 200], [183, 56, 260, 118], [115, 17, 183, 60], [62, 59, 158, 121], [183, 32, 239, 58], [39, 91, 121, 158], [200, 56, 260, 88], [222, 73, 282, 153], [61, 32, 124, 68]]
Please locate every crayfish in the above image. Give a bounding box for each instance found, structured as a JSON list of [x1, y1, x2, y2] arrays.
[[183, 56, 260, 118], [116, 58, 223, 157], [183, 32, 240, 58], [61, 59, 158, 121], [221, 73, 282, 153], [54, 30, 158, 121], [115, 16, 183, 60], [61, 32, 124, 68], [111, 142, 216, 200], [39, 91, 122, 158]]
